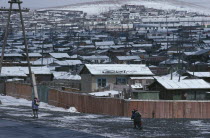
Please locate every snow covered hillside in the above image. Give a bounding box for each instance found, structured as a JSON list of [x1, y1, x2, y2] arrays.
[[55, 0, 210, 15], [0, 0, 210, 15]]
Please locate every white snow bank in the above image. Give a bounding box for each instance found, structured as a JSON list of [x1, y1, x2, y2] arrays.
[[0, 95, 79, 113], [67, 107, 78, 113]]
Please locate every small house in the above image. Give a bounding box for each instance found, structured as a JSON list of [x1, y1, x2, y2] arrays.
[[79, 64, 153, 92], [23, 53, 42, 61], [1, 66, 52, 82], [149, 77, 210, 100]]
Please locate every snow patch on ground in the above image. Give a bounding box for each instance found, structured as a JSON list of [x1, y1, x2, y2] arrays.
[[6, 112, 52, 118], [190, 120, 203, 127], [0, 96, 30, 106], [189, 120, 210, 134], [0, 95, 79, 113], [102, 133, 124, 138], [82, 114, 103, 119], [6, 113, 32, 117], [67, 107, 78, 113], [53, 114, 104, 122]]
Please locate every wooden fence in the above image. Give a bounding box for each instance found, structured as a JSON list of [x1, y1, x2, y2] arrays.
[[5, 82, 210, 118], [6, 82, 32, 100]]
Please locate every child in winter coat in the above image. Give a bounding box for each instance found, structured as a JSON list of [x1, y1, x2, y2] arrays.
[[32, 97, 40, 118]]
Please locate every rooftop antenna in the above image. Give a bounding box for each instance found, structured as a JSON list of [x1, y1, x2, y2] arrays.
[[0, 0, 38, 98]]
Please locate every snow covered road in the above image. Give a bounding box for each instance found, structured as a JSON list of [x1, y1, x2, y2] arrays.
[[0, 119, 103, 138], [1, 95, 210, 137]]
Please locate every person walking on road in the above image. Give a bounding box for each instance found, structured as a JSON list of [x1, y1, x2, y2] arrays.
[[131, 109, 142, 129], [32, 97, 40, 118]]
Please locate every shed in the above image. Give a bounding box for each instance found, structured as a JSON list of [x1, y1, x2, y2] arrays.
[[149, 77, 210, 100]]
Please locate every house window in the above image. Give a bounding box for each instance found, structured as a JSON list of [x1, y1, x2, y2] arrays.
[[97, 78, 107, 87], [116, 77, 127, 85]]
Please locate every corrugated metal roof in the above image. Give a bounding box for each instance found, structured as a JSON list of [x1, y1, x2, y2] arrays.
[[50, 53, 70, 58], [188, 72, 210, 78], [156, 78, 210, 90]]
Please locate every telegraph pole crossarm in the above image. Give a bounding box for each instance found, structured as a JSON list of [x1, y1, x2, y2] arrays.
[[0, 8, 29, 12]]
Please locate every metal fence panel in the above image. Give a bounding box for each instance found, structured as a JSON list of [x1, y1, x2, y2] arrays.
[[36, 85, 49, 103]]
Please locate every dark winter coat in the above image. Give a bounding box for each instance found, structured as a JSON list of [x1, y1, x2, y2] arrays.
[[134, 111, 141, 122], [32, 99, 39, 110], [131, 110, 136, 119]]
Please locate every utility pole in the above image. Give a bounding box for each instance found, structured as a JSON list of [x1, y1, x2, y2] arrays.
[[40, 26, 44, 66], [0, 0, 38, 98], [178, 26, 183, 82], [166, 12, 169, 49]]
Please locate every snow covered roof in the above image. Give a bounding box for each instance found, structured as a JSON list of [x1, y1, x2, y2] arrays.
[[1, 67, 27, 77], [117, 56, 141, 61], [187, 72, 210, 78], [80, 55, 109, 60], [1, 53, 23, 57], [31, 58, 57, 65], [0, 66, 51, 77], [89, 90, 120, 97], [130, 77, 154, 80], [203, 40, 210, 44], [155, 78, 210, 90], [130, 49, 146, 53], [95, 41, 115, 46], [194, 49, 210, 56], [54, 60, 82, 66], [69, 55, 78, 59], [23, 53, 42, 57], [184, 52, 195, 56], [132, 44, 152, 47], [160, 59, 187, 65], [30, 67, 52, 74], [53, 72, 81, 80], [155, 72, 187, 81], [84, 64, 153, 75], [56, 48, 71, 52], [49, 53, 71, 59], [7, 78, 24, 82]]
